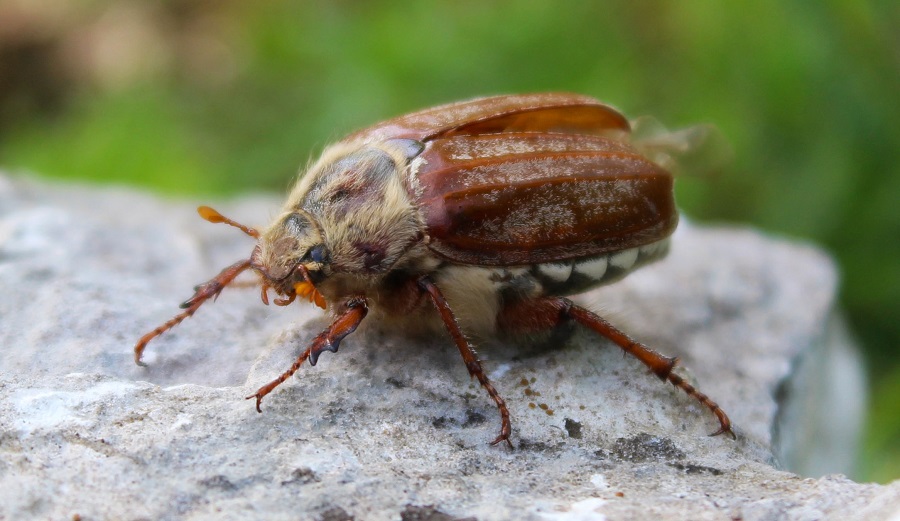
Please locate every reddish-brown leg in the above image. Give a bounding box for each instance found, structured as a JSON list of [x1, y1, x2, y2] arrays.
[[246, 297, 368, 412], [418, 276, 513, 448], [134, 258, 253, 366], [498, 297, 734, 439]]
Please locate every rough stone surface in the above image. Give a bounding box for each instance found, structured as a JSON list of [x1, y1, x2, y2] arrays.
[[0, 173, 897, 521]]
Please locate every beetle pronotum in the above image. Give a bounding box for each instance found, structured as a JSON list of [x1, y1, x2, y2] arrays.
[[135, 93, 734, 446]]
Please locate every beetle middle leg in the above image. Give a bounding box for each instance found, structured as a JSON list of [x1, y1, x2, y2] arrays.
[[497, 297, 735, 439], [418, 276, 513, 448], [246, 297, 368, 412]]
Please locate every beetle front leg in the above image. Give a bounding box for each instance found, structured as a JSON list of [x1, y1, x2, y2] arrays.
[[246, 297, 368, 412], [418, 276, 513, 448], [134, 258, 253, 366], [498, 297, 734, 439]]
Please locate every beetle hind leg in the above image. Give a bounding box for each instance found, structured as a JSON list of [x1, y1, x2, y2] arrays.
[[567, 302, 734, 438], [498, 297, 735, 439]]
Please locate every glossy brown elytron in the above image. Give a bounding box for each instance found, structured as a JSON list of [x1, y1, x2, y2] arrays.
[[135, 93, 734, 445]]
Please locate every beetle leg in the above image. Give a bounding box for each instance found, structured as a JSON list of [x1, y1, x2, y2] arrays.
[[246, 297, 368, 412], [498, 297, 734, 439], [565, 301, 734, 438], [134, 258, 252, 366], [418, 276, 513, 448]]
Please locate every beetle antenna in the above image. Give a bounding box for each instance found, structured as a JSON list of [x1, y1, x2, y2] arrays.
[[198, 206, 259, 238]]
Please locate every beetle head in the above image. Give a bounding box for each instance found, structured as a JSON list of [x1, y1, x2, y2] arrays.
[[251, 210, 328, 308], [195, 205, 327, 309]]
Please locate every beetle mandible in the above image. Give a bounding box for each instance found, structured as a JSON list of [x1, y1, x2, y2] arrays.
[[135, 93, 734, 446]]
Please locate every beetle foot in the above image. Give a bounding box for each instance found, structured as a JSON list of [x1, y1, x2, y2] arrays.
[[490, 432, 514, 449], [708, 422, 737, 440], [245, 392, 265, 413]]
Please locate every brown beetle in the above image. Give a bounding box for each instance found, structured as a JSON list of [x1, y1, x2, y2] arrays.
[[135, 93, 734, 446]]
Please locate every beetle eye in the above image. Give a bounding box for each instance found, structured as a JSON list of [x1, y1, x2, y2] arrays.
[[308, 244, 328, 264]]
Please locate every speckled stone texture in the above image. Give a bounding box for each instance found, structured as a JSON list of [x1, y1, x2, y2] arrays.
[[0, 173, 896, 521]]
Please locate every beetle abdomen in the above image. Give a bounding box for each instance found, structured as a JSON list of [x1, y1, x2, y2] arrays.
[[429, 236, 671, 323], [530, 237, 671, 296]]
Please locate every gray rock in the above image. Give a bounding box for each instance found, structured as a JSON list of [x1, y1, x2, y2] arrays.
[[0, 173, 896, 521]]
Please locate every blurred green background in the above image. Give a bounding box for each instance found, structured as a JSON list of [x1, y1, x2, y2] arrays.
[[1, 1, 897, 482]]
